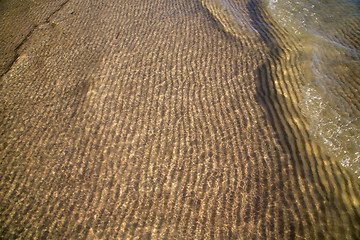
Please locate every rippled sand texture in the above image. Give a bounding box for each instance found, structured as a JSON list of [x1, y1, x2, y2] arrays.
[[1, 0, 359, 239]]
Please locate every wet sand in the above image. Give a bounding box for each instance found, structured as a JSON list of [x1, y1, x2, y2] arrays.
[[1, 0, 359, 239]]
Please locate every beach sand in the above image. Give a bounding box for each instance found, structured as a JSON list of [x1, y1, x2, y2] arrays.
[[1, 0, 359, 239]]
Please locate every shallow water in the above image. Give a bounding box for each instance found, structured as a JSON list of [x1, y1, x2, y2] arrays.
[[266, 0, 360, 176], [1, 0, 360, 239]]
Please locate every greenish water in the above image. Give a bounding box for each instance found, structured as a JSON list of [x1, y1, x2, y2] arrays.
[[266, 0, 360, 177]]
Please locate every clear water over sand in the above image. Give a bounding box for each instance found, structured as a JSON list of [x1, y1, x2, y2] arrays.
[[1, 0, 359, 238], [267, 0, 360, 177]]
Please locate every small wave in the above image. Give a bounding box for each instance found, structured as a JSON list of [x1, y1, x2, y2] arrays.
[[299, 86, 360, 176], [201, 0, 261, 40], [266, 0, 360, 177]]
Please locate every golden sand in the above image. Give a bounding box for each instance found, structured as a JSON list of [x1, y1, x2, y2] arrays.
[[1, 0, 359, 239]]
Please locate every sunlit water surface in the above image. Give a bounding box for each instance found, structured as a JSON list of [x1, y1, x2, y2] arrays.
[[267, 0, 360, 177]]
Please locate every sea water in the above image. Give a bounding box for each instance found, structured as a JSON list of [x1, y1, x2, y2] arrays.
[[266, 0, 360, 177]]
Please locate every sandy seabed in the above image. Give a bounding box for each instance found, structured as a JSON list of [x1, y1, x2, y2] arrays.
[[1, 0, 359, 239]]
